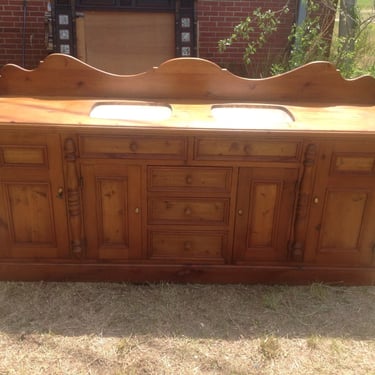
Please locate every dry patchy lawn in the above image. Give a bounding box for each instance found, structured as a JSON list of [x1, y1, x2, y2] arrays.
[[0, 282, 374, 374]]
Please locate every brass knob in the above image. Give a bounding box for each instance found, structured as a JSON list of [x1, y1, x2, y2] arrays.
[[56, 187, 64, 199], [135, 207, 140, 214], [313, 197, 319, 204], [238, 209, 243, 216]]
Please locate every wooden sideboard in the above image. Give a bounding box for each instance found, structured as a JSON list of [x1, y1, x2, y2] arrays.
[[0, 54, 374, 284]]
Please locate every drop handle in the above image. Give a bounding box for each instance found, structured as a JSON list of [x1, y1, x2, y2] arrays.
[[56, 187, 64, 199]]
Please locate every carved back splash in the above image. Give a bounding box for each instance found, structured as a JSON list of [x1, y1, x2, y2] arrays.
[[0, 54, 374, 105]]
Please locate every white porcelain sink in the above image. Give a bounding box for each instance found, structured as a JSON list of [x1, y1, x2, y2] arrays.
[[90, 103, 172, 121], [211, 104, 294, 127]]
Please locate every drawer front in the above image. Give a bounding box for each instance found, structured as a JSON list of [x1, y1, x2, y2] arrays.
[[194, 137, 300, 161], [0, 133, 53, 168], [331, 153, 375, 175], [79, 135, 187, 159], [148, 198, 229, 224], [148, 230, 226, 260], [148, 167, 232, 192], [1, 146, 48, 167]]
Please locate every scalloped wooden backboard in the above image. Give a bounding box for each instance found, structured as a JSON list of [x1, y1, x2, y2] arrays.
[[0, 54, 374, 105]]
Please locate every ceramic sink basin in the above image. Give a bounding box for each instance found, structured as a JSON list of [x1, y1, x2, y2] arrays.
[[211, 104, 294, 127], [90, 103, 172, 121]]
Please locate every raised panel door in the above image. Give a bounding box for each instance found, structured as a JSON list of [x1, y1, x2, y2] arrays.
[[305, 186, 375, 265], [233, 167, 298, 262], [0, 134, 69, 258], [81, 162, 142, 260], [304, 141, 375, 266]]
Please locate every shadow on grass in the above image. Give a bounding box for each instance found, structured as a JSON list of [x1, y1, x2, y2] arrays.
[[0, 282, 374, 340]]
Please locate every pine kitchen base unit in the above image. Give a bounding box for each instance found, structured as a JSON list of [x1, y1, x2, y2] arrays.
[[0, 55, 374, 284]]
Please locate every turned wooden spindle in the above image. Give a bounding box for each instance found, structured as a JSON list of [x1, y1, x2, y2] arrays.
[[64, 138, 84, 256]]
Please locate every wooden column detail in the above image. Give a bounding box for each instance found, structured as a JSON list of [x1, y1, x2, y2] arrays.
[[64, 138, 83, 256], [291, 144, 317, 261]]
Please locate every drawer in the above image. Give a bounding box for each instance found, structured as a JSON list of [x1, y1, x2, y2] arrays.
[[0, 133, 55, 168], [1, 145, 48, 167], [148, 167, 232, 192], [148, 198, 230, 224], [79, 135, 187, 159], [194, 137, 301, 161], [331, 153, 375, 175], [148, 230, 226, 260]]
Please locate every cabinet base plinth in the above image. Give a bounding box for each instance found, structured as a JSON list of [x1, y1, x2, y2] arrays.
[[0, 263, 374, 285]]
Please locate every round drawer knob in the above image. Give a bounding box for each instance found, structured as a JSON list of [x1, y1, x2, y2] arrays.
[[238, 209, 244, 216], [184, 207, 192, 216], [186, 175, 193, 184], [184, 241, 192, 251], [244, 145, 252, 154], [129, 142, 138, 152]]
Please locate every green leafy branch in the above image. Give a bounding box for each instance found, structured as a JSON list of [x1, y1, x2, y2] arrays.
[[218, 5, 290, 65]]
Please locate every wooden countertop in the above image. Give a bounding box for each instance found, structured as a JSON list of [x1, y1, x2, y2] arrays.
[[0, 97, 374, 134]]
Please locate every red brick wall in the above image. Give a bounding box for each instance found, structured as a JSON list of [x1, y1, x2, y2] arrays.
[[0, 0, 49, 69], [197, 0, 297, 76], [1, 0, 296, 75]]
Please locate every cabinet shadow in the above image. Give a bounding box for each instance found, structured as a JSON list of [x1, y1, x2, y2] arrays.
[[0, 282, 374, 340]]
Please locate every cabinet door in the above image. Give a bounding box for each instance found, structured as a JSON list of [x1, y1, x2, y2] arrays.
[[81, 162, 142, 260], [304, 142, 375, 266], [0, 134, 69, 259], [233, 167, 298, 262]]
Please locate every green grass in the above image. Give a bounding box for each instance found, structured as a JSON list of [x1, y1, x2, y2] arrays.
[[357, 0, 374, 9]]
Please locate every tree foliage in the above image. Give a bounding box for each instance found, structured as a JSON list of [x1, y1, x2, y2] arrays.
[[218, 0, 375, 77]]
